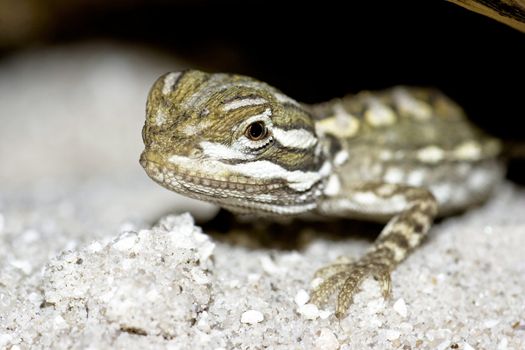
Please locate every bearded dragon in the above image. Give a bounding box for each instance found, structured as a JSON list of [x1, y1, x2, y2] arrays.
[[140, 70, 503, 318]]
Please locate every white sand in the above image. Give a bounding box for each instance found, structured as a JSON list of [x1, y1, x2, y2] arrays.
[[1, 43, 524, 349]]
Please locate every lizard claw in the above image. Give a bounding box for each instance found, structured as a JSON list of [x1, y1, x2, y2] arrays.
[[310, 258, 392, 318]]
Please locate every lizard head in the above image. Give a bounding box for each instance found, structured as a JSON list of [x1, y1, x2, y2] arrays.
[[140, 70, 330, 215]]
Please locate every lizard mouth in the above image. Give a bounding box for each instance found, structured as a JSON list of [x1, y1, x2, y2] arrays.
[[140, 151, 283, 191], [140, 150, 319, 215]]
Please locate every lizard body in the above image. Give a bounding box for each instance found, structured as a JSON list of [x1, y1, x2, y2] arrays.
[[140, 70, 503, 318]]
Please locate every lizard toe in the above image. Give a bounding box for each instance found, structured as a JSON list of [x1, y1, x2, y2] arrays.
[[311, 259, 394, 319], [310, 270, 351, 306]]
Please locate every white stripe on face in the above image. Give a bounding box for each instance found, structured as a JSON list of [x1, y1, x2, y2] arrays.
[[272, 128, 318, 149], [162, 72, 182, 95], [184, 80, 267, 110], [200, 141, 255, 160], [222, 97, 268, 111], [230, 160, 322, 191], [168, 155, 324, 192]]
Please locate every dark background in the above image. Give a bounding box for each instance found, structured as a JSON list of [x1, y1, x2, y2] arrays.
[[1, 0, 524, 179]]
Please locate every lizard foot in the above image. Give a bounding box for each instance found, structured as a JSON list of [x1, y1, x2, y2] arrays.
[[310, 252, 393, 318]]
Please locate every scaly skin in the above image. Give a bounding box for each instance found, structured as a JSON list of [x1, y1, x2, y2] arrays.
[[140, 70, 503, 318]]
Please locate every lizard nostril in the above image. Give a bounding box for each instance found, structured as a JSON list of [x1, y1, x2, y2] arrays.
[[189, 147, 203, 159]]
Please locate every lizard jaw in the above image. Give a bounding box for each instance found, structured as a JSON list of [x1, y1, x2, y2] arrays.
[[140, 151, 322, 215]]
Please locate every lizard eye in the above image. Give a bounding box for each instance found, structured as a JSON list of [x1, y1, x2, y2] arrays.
[[245, 121, 268, 141]]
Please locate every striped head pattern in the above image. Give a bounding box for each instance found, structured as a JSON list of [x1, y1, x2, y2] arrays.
[[140, 70, 331, 214]]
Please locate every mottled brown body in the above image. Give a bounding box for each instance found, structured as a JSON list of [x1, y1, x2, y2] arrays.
[[310, 87, 502, 217], [140, 70, 503, 318]]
